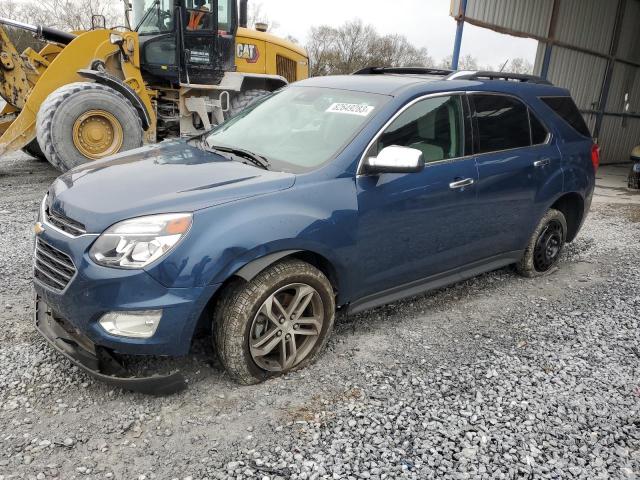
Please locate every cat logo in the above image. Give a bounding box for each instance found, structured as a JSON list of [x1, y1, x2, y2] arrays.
[[236, 43, 259, 64]]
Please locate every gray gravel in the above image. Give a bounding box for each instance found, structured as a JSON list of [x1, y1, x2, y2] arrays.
[[1, 152, 639, 479]]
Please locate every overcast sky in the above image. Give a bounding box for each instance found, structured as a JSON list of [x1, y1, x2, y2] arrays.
[[260, 0, 539, 68]]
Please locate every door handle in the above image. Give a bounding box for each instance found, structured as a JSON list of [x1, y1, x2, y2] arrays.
[[449, 178, 475, 189], [533, 158, 551, 167]]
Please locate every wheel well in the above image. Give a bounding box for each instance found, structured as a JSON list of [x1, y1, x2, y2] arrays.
[[289, 251, 340, 294], [551, 193, 584, 242], [194, 251, 340, 335]]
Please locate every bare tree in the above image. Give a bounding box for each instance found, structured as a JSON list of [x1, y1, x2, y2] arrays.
[[2, 0, 123, 31], [18, 0, 123, 31], [0, 0, 44, 52], [306, 25, 339, 77], [374, 34, 434, 68], [1, 0, 123, 51], [439, 53, 480, 70], [505, 57, 533, 74], [306, 19, 434, 77]]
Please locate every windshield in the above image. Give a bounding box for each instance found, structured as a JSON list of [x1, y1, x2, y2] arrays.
[[205, 87, 390, 173], [135, 0, 175, 34]]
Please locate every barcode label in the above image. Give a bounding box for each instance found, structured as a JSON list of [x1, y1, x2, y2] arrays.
[[326, 103, 375, 116]]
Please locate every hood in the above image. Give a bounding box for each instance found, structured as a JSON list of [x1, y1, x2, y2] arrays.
[[48, 140, 295, 233]]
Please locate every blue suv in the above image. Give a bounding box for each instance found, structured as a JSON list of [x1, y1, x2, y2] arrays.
[[33, 68, 598, 393]]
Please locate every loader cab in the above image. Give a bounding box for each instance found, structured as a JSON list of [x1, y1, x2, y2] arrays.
[[133, 0, 237, 85]]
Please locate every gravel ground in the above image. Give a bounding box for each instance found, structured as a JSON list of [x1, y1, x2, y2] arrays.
[[0, 152, 639, 479]]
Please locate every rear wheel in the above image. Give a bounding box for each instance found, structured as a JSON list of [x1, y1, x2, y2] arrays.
[[21, 140, 46, 161], [36, 82, 143, 172], [517, 208, 567, 277], [213, 259, 335, 384], [225, 89, 270, 120]]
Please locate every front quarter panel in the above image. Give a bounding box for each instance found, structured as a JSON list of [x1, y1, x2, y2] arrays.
[[144, 177, 359, 299]]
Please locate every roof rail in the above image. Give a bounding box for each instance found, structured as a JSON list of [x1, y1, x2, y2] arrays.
[[446, 70, 553, 85], [353, 66, 453, 76]]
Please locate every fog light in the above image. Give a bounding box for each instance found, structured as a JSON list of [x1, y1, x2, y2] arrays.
[[99, 310, 162, 338]]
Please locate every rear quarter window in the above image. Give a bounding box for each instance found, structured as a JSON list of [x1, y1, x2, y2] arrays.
[[540, 96, 591, 138], [529, 111, 549, 145]]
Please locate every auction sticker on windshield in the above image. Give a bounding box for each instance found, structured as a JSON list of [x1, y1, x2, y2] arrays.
[[326, 103, 375, 116]]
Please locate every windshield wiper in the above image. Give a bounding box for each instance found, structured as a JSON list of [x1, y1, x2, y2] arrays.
[[205, 143, 271, 170]]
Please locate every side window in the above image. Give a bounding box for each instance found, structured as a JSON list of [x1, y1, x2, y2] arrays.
[[472, 94, 531, 154], [529, 111, 549, 145], [540, 96, 591, 138], [374, 96, 464, 163]]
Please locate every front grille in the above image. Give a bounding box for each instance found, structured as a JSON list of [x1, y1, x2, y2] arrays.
[[45, 205, 86, 237], [34, 239, 76, 291], [276, 55, 297, 83]]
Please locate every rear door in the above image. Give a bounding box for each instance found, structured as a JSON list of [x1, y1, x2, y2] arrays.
[[470, 93, 563, 257]]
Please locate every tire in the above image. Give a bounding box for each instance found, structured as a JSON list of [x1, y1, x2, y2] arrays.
[[213, 259, 335, 385], [224, 89, 270, 120], [21, 140, 46, 161], [36, 82, 143, 172], [516, 208, 568, 278]]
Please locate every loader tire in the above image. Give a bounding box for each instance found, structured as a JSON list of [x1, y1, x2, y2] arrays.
[[21, 140, 46, 161], [36, 82, 143, 172], [225, 89, 270, 120]]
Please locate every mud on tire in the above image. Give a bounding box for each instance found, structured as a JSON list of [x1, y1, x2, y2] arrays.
[[213, 259, 335, 385], [517, 208, 568, 278]]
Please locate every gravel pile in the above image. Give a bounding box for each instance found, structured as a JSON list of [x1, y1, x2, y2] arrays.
[[0, 153, 638, 479]]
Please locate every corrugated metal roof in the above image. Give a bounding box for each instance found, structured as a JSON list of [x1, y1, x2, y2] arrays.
[[607, 62, 640, 114], [554, 0, 617, 55], [451, 0, 553, 38], [617, 0, 640, 63], [546, 47, 607, 111], [598, 115, 640, 164]]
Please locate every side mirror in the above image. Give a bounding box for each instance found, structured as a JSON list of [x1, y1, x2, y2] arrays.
[[363, 145, 424, 174]]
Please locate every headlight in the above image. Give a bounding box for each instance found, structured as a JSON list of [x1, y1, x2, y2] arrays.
[[90, 213, 192, 269]]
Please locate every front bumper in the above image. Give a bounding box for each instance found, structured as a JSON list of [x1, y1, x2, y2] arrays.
[[33, 226, 220, 357], [36, 297, 186, 395]]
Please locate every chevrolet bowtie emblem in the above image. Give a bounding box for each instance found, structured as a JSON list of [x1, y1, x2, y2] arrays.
[[34, 222, 45, 236]]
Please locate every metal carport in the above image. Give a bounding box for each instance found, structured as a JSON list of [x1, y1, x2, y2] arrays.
[[450, 0, 640, 165]]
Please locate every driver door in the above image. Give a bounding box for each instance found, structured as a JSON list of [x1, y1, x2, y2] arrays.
[[355, 94, 484, 299], [180, 0, 219, 84]]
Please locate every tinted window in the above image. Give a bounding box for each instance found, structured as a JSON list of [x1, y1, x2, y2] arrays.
[[541, 96, 591, 138], [374, 95, 464, 163], [472, 95, 531, 153], [529, 111, 549, 145]]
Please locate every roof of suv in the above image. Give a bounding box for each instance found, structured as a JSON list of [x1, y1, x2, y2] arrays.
[[296, 69, 569, 98]]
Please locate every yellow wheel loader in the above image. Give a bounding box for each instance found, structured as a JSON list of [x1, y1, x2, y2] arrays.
[[0, 0, 308, 171]]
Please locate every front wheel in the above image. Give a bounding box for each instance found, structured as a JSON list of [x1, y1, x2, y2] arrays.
[[516, 208, 567, 277], [213, 259, 335, 384]]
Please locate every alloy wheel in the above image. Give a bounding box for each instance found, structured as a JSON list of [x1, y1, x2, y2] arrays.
[[249, 283, 324, 372]]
